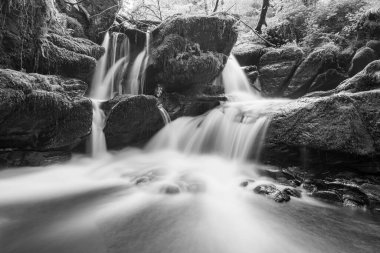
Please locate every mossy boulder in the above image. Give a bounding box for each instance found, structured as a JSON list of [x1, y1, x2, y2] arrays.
[[0, 69, 92, 151], [348, 47, 378, 77], [146, 15, 238, 94]]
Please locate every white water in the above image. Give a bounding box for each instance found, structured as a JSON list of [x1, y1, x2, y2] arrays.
[[158, 104, 171, 125], [89, 100, 107, 156], [126, 32, 150, 94]]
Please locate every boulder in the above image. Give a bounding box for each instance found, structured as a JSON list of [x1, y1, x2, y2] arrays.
[[283, 44, 339, 98], [336, 60, 380, 93], [348, 47, 378, 77], [102, 95, 165, 149], [357, 9, 380, 41], [308, 69, 347, 93], [146, 15, 238, 93], [232, 42, 267, 66], [366, 40, 380, 57], [0, 69, 92, 152], [263, 90, 380, 164], [258, 46, 304, 97], [0, 0, 105, 81]]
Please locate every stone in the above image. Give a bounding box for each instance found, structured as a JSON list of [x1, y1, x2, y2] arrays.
[[258, 46, 304, 97], [308, 69, 347, 93], [158, 91, 227, 120], [254, 184, 291, 203], [146, 15, 238, 93], [102, 95, 165, 149], [283, 188, 302, 198], [265, 90, 380, 159], [0, 69, 92, 152], [232, 42, 268, 67], [336, 60, 380, 93], [0, 150, 71, 167], [283, 44, 339, 98], [312, 190, 342, 203], [348, 47, 377, 77], [366, 40, 380, 57]]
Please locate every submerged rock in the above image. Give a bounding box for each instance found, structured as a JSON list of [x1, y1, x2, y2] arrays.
[[254, 184, 291, 203], [0, 69, 92, 153], [102, 95, 165, 149], [146, 15, 238, 93]]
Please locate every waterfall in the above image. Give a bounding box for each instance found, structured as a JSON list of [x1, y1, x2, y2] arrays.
[[147, 55, 288, 161], [126, 32, 150, 95], [158, 104, 171, 125], [89, 99, 107, 156]]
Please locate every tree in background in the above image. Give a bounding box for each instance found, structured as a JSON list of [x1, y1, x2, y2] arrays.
[[255, 0, 270, 34]]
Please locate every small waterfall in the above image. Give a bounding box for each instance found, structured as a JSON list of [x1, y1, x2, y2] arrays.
[[158, 105, 171, 125], [90, 99, 107, 156], [147, 56, 288, 161], [126, 32, 150, 95], [220, 55, 259, 98]]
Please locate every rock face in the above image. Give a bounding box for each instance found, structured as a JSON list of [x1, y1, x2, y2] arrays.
[[102, 95, 165, 149], [0, 69, 92, 152], [232, 42, 267, 67], [146, 15, 238, 93], [258, 46, 304, 96]]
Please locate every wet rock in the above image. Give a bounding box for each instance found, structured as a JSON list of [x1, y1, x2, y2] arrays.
[[0, 69, 92, 152], [284, 44, 339, 98], [348, 47, 377, 77], [240, 179, 255, 188], [158, 91, 227, 120], [254, 184, 290, 203], [242, 66, 260, 84], [342, 191, 369, 208], [232, 42, 268, 67], [258, 46, 304, 97], [160, 184, 181, 194], [356, 9, 380, 41], [0, 150, 71, 167], [283, 188, 302, 198], [103, 95, 165, 149], [312, 190, 342, 203], [146, 15, 238, 93], [308, 69, 347, 93], [265, 90, 380, 159]]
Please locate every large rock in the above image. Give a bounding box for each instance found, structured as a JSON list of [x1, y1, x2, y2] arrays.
[[0, 69, 92, 152], [258, 46, 304, 96], [308, 69, 347, 93], [263, 90, 380, 165], [283, 44, 339, 97], [0, 0, 105, 81], [348, 47, 378, 77], [232, 42, 268, 67], [146, 15, 238, 93], [102, 95, 165, 149]]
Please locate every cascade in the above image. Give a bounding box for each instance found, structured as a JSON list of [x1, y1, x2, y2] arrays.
[[147, 55, 288, 161], [126, 32, 150, 95]]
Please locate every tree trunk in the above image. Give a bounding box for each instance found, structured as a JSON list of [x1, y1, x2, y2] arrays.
[[255, 0, 270, 34], [213, 0, 220, 12]]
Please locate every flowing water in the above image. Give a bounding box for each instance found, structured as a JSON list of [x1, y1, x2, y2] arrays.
[[1, 51, 379, 253]]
